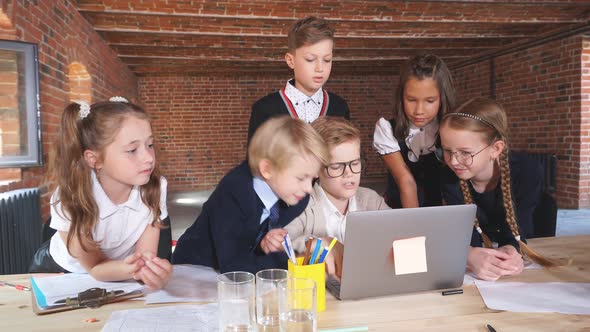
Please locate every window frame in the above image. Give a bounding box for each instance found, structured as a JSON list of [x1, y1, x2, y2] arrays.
[[0, 40, 42, 168]]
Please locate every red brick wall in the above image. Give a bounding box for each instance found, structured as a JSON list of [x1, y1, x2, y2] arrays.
[[0, 0, 138, 219], [139, 73, 395, 191], [453, 34, 588, 208], [581, 36, 590, 208]]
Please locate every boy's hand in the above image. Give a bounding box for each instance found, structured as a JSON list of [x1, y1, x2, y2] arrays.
[[322, 239, 344, 281], [260, 228, 288, 254], [134, 252, 173, 290], [123, 252, 145, 277], [467, 247, 521, 281]]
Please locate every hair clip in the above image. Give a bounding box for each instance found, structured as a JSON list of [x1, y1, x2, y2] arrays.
[[76, 101, 91, 119], [109, 96, 128, 103]]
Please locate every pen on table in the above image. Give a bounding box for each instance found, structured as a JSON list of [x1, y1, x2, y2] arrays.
[[309, 238, 322, 264], [486, 324, 497, 332], [318, 327, 369, 332], [319, 238, 338, 263], [0, 281, 31, 291], [441, 289, 463, 296], [302, 237, 313, 265]]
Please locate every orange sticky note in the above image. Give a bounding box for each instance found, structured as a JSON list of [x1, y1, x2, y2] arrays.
[[392, 236, 428, 275]]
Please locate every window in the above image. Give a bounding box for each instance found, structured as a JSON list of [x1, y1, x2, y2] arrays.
[[0, 40, 41, 168]]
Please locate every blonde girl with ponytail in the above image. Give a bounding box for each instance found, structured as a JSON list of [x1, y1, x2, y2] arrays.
[[439, 97, 555, 281], [29, 98, 172, 289]]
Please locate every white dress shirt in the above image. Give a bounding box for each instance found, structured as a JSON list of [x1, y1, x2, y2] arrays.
[[284, 79, 324, 123], [316, 185, 358, 242]]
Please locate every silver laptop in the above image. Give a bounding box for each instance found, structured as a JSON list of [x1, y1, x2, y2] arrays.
[[327, 204, 476, 300]]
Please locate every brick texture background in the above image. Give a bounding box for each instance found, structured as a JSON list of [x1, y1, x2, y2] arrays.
[[453, 34, 589, 208], [1, 1, 588, 215], [0, 0, 138, 219], [139, 73, 396, 190]]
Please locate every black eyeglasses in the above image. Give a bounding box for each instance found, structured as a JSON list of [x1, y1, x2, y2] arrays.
[[325, 158, 363, 178], [438, 143, 493, 166]]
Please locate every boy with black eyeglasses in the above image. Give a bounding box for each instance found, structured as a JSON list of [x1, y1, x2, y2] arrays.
[[285, 117, 389, 280]]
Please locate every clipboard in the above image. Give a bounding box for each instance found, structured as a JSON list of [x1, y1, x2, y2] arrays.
[[30, 276, 144, 315], [31, 286, 143, 315]]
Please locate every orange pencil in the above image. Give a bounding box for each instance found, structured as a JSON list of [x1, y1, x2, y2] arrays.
[[302, 237, 314, 265]]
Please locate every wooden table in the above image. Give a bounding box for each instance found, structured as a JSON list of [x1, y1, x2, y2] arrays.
[[1, 235, 589, 331]]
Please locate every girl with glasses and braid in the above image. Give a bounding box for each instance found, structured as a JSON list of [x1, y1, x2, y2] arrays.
[[439, 97, 555, 281]]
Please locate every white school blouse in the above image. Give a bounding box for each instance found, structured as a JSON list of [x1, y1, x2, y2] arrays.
[[373, 117, 439, 162], [49, 173, 168, 273]]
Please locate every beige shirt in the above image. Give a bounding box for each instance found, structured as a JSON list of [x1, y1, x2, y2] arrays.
[[285, 183, 389, 254]]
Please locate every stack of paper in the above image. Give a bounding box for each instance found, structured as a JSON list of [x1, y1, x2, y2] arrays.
[[475, 281, 590, 314], [101, 304, 219, 332]]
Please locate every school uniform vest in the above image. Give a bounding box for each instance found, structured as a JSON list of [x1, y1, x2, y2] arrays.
[[385, 119, 443, 208], [248, 89, 350, 142]]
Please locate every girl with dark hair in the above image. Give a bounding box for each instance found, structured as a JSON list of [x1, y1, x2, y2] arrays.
[[373, 54, 455, 208]]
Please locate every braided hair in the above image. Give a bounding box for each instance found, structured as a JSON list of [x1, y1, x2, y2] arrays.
[[442, 98, 556, 267]]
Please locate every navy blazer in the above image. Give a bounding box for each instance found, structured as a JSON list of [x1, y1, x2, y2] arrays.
[[172, 161, 309, 274]]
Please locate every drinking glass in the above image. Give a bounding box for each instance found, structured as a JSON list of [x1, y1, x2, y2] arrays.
[[218, 271, 256, 332], [256, 269, 290, 332], [278, 278, 317, 332]]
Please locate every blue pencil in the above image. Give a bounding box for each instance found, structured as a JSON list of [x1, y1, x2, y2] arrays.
[[317, 247, 329, 263], [309, 238, 322, 264]]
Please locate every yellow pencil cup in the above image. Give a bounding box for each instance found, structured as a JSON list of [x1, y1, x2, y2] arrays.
[[287, 257, 326, 312]]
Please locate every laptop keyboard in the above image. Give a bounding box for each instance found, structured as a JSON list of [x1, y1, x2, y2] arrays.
[[326, 275, 341, 299]]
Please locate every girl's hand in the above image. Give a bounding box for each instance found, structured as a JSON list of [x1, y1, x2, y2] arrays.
[[135, 252, 173, 289], [467, 247, 520, 281], [123, 252, 146, 276], [260, 228, 288, 254], [497, 245, 524, 275]]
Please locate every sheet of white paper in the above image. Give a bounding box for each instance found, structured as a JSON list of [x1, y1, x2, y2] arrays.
[[101, 303, 219, 332], [463, 260, 542, 285], [143, 265, 219, 304], [475, 281, 590, 315], [32, 273, 143, 306], [392, 236, 427, 275]]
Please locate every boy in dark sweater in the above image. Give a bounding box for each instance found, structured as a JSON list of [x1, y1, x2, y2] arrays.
[[173, 116, 329, 273], [248, 16, 350, 142]]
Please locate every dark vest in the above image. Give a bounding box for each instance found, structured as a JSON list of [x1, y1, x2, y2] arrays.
[[384, 119, 443, 208]]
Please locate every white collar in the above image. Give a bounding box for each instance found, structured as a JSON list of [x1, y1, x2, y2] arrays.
[[91, 171, 142, 219], [284, 79, 324, 107], [407, 118, 439, 138], [316, 183, 357, 217], [253, 176, 279, 211], [405, 119, 439, 161]]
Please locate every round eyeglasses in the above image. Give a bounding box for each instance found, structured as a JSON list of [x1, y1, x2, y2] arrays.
[[325, 158, 363, 178], [437, 143, 493, 166]]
